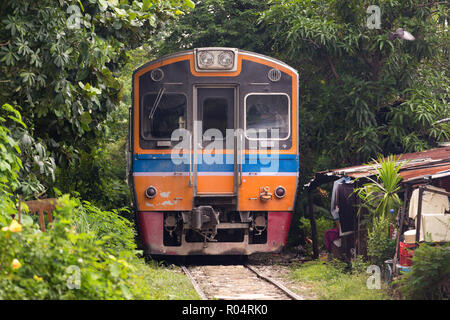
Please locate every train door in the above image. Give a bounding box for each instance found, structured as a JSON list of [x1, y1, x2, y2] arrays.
[[193, 86, 238, 197]]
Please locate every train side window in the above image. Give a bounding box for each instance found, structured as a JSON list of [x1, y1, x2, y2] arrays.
[[202, 97, 229, 137], [245, 94, 290, 140], [141, 92, 187, 139]]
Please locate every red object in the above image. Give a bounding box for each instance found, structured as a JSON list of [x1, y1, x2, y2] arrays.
[[137, 211, 292, 255], [400, 242, 415, 266]]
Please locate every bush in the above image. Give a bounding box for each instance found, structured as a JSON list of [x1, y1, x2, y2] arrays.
[[53, 140, 130, 211], [351, 254, 371, 274], [367, 215, 396, 267], [0, 195, 138, 299], [0, 194, 200, 300], [395, 243, 450, 300], [299, 216, 335, 252], [0, 103, 24, 194], [74, 200, 135, 253]]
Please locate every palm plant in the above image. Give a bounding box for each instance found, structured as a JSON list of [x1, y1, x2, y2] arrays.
[[355, 155, 405, 221], [355, 155, 406, 265]]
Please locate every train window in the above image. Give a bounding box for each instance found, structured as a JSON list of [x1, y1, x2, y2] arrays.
[[141, 92, 187, 139], [245, 94, 290, 140], [202, 97, 229, 137]]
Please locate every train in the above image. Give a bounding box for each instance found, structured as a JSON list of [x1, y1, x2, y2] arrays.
[[128, 47, 299, 256]]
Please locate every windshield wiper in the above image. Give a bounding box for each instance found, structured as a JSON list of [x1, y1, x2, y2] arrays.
[[149, 87, 165, 119]]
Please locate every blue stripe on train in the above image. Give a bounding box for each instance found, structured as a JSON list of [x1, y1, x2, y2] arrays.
[[132, 154, 299, 173], [134, 154, 298, 160]]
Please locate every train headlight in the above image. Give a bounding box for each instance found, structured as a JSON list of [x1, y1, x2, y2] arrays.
[[198, 51, 214, 66], [145, 186, 157, 199], [218, 51, 234, 67], [275, 186, 286, 199], [195, 48, 237, 72]]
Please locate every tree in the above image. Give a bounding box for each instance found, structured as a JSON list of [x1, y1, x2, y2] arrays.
[[258, 0, 449, 249], [261, 0, 449, 171], [0, 0, 194, 167], [0, 0, 194, 199], [158, 0, 272, 55]]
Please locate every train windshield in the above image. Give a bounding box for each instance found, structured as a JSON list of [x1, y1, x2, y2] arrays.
[[142, 92, 187, 139], [245, 94, 289, 139]]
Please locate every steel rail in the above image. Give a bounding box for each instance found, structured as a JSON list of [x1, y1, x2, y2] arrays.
[[244, 264, 303, 300], [182, 264, 303, 300], [181, 265, 208, 300]]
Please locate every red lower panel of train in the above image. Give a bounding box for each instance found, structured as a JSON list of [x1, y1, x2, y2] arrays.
[[137, 211, 292, 256]]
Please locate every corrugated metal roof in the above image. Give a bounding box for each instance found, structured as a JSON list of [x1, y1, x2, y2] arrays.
[[305, 146, 450, 189]]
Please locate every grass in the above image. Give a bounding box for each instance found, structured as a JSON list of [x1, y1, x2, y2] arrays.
[[131, 259, 201, 300], [289, 260, 393, 300]]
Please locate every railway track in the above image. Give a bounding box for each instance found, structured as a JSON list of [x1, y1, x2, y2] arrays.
[[181, 264, 303, 300]]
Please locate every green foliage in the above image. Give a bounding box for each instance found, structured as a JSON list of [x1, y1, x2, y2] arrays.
[[0, 0, 194, 196], [0, 103, 23, 194], [0, 195, 135, 299], [367, 215, 396, 267], [355, 155, 404, 219], [291, 260, 346, 283], [290, 260, 392, 300], [14, 130, 56, 199], [354, 155, 402, 266], [1, 103, 57, 200], [261, 0, 449, 169], [74, 201, 135, 252], [53, 138, 130, 210], [299, 216, 334, 252], [158, 0, 272, 55], [351, 254, 371, 274], [0, 194, 199, 299], [395, 243, 449, 300]]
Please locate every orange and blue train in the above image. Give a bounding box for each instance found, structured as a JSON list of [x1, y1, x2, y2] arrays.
[[128, 48, 299, 256]]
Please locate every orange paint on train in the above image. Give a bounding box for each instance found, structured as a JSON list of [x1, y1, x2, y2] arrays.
[[134, 176, 193, 211], [135, 174, 297, 211], [197, 176, 234, 194], [238, 175, 297, 211]]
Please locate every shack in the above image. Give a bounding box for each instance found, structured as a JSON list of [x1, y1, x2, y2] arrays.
[[303, 146, 450, 273]]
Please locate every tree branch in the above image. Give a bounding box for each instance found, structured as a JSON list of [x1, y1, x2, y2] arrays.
[[434, 118, 450, 124], [326, 53, 340, 81]]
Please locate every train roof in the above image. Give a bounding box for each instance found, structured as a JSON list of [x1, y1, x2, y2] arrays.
[[133, 47, 298, 77]]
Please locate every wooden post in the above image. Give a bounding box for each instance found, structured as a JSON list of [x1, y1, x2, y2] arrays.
[[38, 210, 46, 232], [393, 187, 409, 274], [415, 186, 424, 244], [356, 187, 361, 256], [308, 190, 319, 259]]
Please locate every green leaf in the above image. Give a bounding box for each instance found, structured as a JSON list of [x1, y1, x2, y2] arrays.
[[109, 263, 121, 278], [120, 284, 133, 299], [185, 0, 195, 9], [80, 112, 92, 125], [21, 215, 34, 227]]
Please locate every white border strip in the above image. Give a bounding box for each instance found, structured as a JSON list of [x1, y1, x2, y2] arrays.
[[243, 172, 299, 176], [133, 172, 298, 177], [133, 172, 189, 176]]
